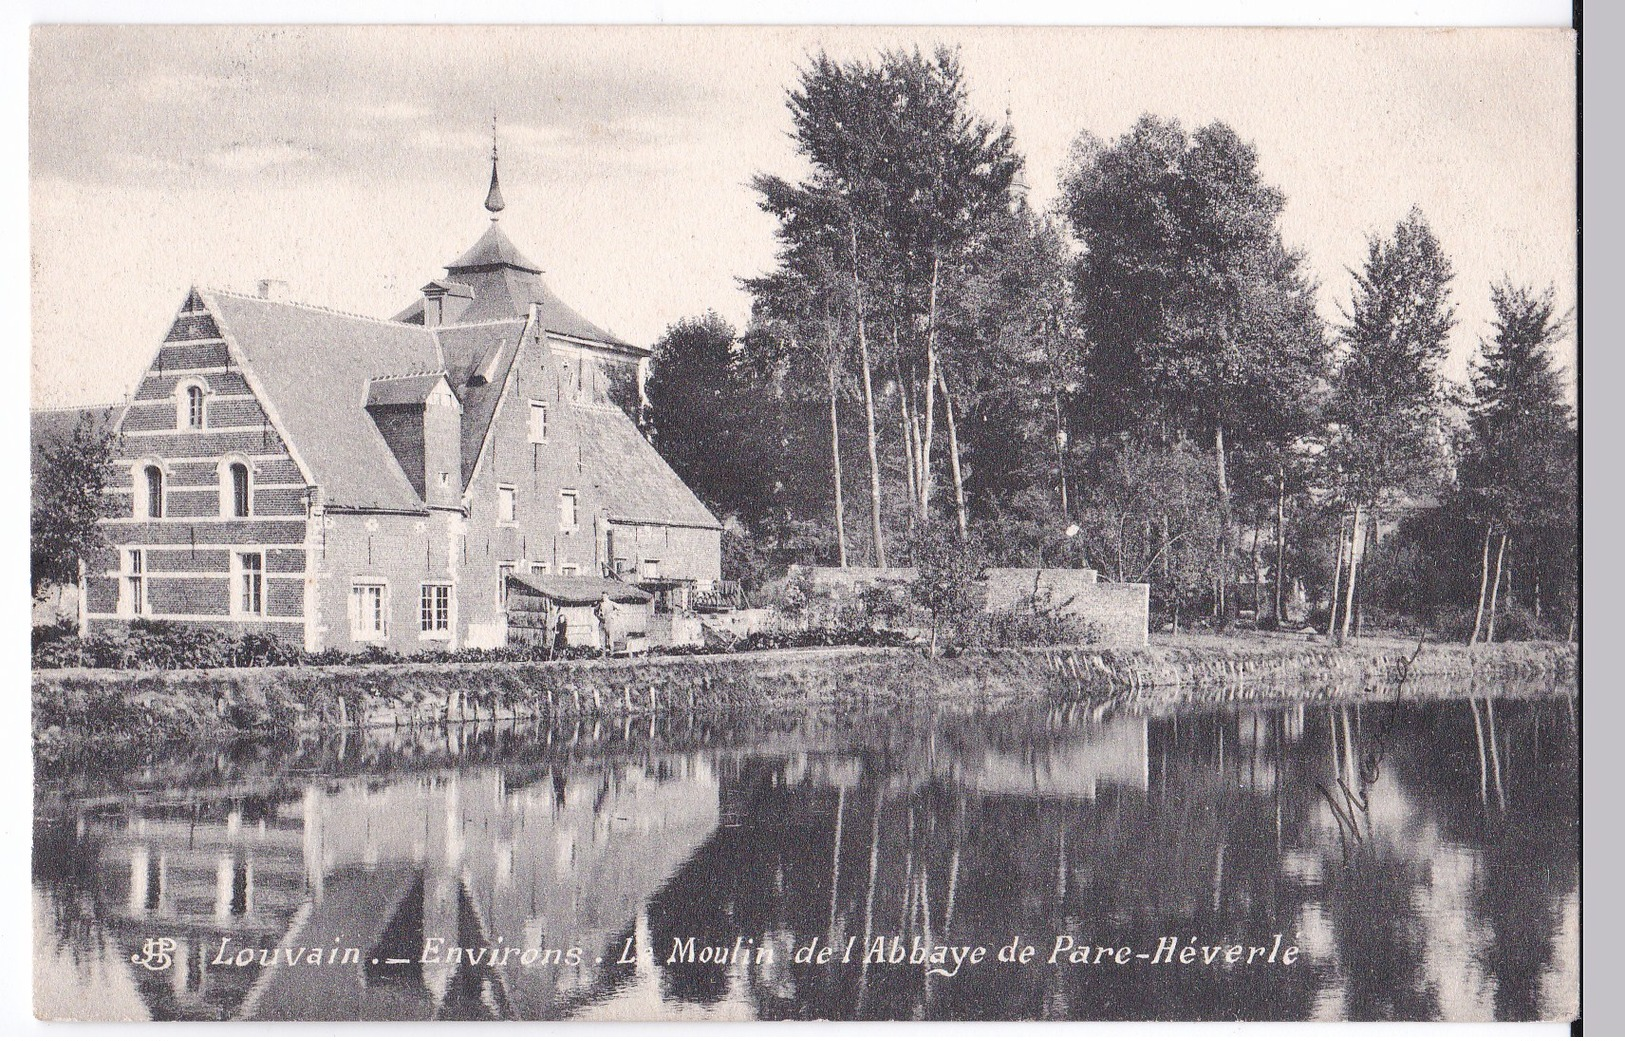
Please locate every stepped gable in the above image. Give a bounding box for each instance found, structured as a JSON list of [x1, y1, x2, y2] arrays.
[[202, 289, 439, 513], [574, 404, 721, 530]]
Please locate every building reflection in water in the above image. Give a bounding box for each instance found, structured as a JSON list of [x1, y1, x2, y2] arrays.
[[33, 692, 1577, 1022]]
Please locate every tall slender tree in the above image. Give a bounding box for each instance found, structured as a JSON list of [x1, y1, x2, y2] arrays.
[[1457, 280, 1576, 639], [1323, 207, 1456, 643]]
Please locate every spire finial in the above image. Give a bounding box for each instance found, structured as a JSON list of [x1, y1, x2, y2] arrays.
[[484, 114, 506, 219]]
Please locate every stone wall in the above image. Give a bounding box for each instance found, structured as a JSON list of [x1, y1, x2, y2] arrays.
[[982, 568, 1148, 647]]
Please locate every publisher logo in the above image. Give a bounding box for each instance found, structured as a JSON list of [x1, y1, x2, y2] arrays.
[[132, 937, 177, 972]]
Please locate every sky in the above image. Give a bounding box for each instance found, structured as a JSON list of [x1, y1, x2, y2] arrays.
[[28, 24, 1576, 410]]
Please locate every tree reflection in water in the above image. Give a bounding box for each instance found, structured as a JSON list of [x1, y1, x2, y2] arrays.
[[34, 682, 1577, 1022]]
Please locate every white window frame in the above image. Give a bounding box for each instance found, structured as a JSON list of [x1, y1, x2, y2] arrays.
[[349, 581, 390, 643], [558, 563, 579, 577], [419, 582, 453, 638], [220, 456, 253, 519], [135, 461, 166, 519], [176, 379, 208, 431], [559, 489, 579, 533], [232, 550, 265, 618], [497, 484, 518, 527], [641, 558, 662, 580], [528, 400, 549, 443], [120, 548, 148, 618]]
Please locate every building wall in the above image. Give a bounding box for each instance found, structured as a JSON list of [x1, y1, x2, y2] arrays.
[[308, 509, 463, 653], [606, 521, 721, 585], [88, 299, 312, 647], [459, 329, 601, 647]]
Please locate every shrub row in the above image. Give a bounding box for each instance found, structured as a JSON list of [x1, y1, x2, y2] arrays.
[[31, 619, 915, 672]]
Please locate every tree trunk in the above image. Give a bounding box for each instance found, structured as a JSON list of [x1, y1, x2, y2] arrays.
[[919, 257, 943, 521], [1485, 533, 1508, 643], [1250, 503, 1263, 619], [936, 365, 968, 538], [1272, 468, 1286, 625], [850, 221, 886, 568], [1470, 522, 1492, 645], [827, 352, 848, 568], [1328, 514, 1347, 639], [1338, 504, 1364, 647], [895, 352, 918, 512], [1214, 423, 1234, 628]]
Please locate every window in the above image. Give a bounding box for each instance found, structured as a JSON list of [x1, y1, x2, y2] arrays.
[[496, 563, 516, 607], [233, 552, 264, 617], [528, 401, 549, 443], [642, 559, 662, 579], [559, 563, 579, 577], [123, 549, 147, 617], [497, 485, 517, 525], [420, 583, 452, 635], [350, 583, 388, 642], [559, 490, 579, 532], [176, 380, 207, 430], [222, 460, 251, 518], [142, 465, 164, 519]]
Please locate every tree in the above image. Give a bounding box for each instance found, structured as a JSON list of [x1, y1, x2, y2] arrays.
[[644, 313, 755, 520], [32, 416, 113, 597], [1060, 116, 1329, 623], [1323, 207, 1456, 644], [907, 520, 985, 657], [752, 47, 1021, 564], [1457, 281, 1575, 640]]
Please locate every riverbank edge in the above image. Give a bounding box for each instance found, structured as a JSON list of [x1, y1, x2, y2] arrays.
[[32, 637, 1575, 754]]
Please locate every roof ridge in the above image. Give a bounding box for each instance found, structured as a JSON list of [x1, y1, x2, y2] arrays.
[[31, 401, 124, 414], [368, 370, 449, 382], [435, 316, 531, 330], [203, 287, 430, 330]]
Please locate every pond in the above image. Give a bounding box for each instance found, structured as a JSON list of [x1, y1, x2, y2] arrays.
[[33, 679, 1578, 1022]]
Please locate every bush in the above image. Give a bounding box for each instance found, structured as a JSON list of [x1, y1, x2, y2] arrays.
[[32, 619, 913, 671], [964, 610, 1102, 647]]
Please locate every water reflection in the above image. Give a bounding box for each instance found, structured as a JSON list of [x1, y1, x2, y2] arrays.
[[34, 684, 1578, 1022]]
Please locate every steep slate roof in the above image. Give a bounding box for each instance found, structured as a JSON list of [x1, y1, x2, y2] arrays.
[[447, 222, 542, 273], [508, 572, 653, 606], [574, 405, 722, 529], [31, 403, 125, 462], [204, 290, 441, 512], [164, 206, 709, 531]]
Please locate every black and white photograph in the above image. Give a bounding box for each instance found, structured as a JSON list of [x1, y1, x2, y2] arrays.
[[26, 20, 1578, 1025]]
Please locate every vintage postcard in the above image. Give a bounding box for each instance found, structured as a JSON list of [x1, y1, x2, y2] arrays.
[[29, 24, 1577, 1024]]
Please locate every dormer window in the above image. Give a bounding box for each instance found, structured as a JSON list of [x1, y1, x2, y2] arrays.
[[177, 380, 207, 430]]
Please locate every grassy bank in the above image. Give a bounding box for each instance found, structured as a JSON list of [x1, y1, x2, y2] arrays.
[[33, 634, 1575, 755]]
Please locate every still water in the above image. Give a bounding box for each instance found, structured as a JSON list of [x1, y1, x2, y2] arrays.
[[34, 682, 1577, 1022]]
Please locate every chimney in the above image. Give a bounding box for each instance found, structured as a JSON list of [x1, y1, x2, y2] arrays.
[[257, 279, 289, 301]]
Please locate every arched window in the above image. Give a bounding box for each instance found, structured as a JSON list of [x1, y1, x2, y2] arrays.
[[177, 380, 207, 430], [228, 461, 250, 518], [143, 465, 163, 519]]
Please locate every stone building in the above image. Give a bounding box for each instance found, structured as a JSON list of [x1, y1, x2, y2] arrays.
[[63, 148, 721, 653]]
